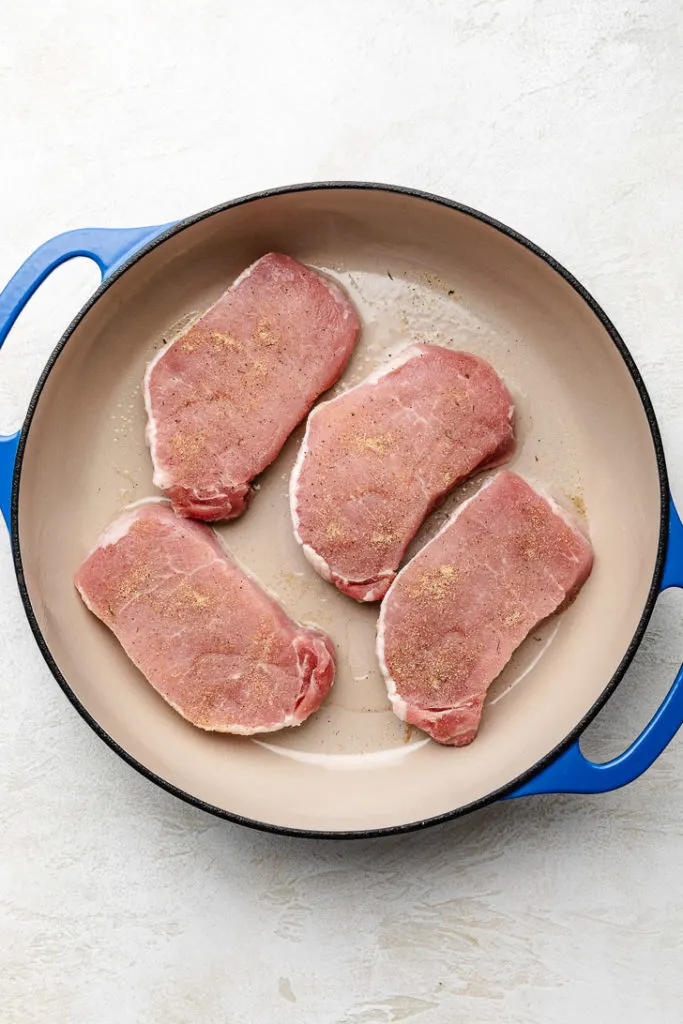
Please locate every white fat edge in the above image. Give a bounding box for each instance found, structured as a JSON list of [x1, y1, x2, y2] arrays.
[[530, 479, 591, 541], [379, 651, 409, 721], [80, 511, 139, 563], [315, 342, 425, 409], [302, 543, 333, 582], [300, 540, 391, 599], [83, 497, 171, 558], [360, 577, 394, 602], [230, 254, 267, 290], [143, 347, 173, 490], [288, 410, 314, 542], [156, 684, 306, 735], [359, 342, 426, 385], [307, 264, 356, 319], [124, 495, 170, 510], [92, 508, 143, 550], [184, 709, 304, 736], [74, 579, 96, 613], [376, 602, 405, 716], [425, 472, 501, 546]]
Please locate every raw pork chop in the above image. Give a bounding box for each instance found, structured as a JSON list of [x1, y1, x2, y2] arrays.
[[290, 344, 514, 601], [144, 253, 361, 521], [75, 502, 335, 734], [377, 471, 593, 746]]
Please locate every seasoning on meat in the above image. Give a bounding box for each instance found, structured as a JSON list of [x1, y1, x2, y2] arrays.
[[144, 253, 361, 521], [377, 471, 594, 745], [290, 344, 515, 601], [75, 502, 335, 734]]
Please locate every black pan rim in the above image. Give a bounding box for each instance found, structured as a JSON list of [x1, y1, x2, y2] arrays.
[[9, 180, 670, 840]]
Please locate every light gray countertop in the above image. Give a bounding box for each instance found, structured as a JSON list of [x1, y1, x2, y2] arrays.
[[1, 2, 682, 1021]]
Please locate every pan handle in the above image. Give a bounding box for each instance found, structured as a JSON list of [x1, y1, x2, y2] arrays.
[[508, 497, 683, 798], [0, 223, 173, 529]]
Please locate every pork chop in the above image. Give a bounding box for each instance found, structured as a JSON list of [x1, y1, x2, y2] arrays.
[[377, 471, 593, 745], [74, 502, 335, 734], [144, 253, 361, 521], [290, 344, 515, 601]]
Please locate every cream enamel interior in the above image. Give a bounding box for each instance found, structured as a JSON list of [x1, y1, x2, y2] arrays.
[[16, 188, 662, 833]]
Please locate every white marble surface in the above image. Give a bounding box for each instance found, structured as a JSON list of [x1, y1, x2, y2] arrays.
[[2, 2, 683, 1021]]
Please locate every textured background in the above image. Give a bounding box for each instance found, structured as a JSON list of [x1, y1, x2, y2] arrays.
[[1, 2, 682, 1021]]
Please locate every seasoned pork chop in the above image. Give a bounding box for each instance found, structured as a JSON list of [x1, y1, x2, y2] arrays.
[[377, 471, 593, 745], [144, 253, 360, 521], [75, 503, 335, 734], [290, 344, 514, 601]]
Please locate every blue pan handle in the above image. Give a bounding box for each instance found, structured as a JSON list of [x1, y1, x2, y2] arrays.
[[509, 497, 683, 798], [0, 223, 172, 528]]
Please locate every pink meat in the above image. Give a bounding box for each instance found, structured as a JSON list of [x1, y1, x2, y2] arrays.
[[144, 253, 361, 521], [290, 345, 515, 602], [74, 503, 335, 734], [377, 471, 594, 746]]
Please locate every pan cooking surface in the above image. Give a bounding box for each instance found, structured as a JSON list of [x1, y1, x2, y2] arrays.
[[14, 188, 663, 833]]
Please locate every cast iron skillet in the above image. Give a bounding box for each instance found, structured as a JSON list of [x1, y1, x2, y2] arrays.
[[1, 183, 682, 838]]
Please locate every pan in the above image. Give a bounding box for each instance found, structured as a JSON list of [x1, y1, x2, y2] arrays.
[[1, 182, 682, 838]]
